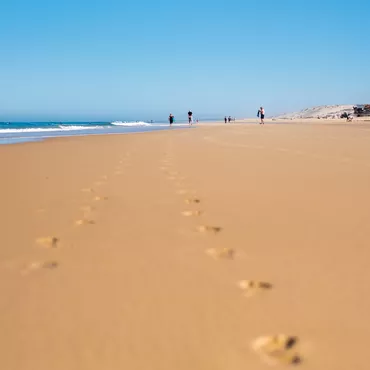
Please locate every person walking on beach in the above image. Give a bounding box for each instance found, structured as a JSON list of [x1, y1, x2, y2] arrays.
[[228, 116, 231, 123], [224, 116, 227, 124], [188, 110, 193, 125], [257, 107, 265, 124], [169, 113, 174, 126]]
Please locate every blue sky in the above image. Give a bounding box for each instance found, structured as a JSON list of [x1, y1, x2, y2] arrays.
[[0, 0, 369, 121]]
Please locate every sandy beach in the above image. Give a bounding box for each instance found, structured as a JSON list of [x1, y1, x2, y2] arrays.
[[1, 122, 370, 370]]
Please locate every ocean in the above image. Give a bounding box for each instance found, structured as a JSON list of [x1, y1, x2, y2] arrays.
[[0, 121, 192, 145]]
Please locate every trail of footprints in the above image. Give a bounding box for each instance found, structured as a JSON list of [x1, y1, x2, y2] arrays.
[[25, 153, 133, 275], [24, 150, 303, 365], [161, 152, 304, 366]]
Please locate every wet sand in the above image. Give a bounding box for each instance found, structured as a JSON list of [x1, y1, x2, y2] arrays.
[[1, 122, 370, 369]]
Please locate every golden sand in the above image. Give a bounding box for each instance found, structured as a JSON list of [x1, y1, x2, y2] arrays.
[[0, 122, 370, 369]]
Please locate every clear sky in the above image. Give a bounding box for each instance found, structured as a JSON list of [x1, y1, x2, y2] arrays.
[[0, 0, 369, 121]]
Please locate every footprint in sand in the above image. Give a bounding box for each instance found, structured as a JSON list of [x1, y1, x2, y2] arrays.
[[206, 247, 234, 260], [21, 261, 59, 275], [115, 171, 122, 175], [237, 280, 272, 297], [185, 198, 201, 204], [182, 210, 203, 217], [75, 219, 95, 226], [36, 237, 59, 249], [167, 176, 177, 181], [101, 175, 108, 180], [94, 196, 108, 201], [197, 225, 222, 234], [94, 181, 104, 186], [252, 335, 302, 365], [42, 261, 59, 269]]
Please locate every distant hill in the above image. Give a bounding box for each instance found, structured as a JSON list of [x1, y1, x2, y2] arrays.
[[274, 105, 354, 119]]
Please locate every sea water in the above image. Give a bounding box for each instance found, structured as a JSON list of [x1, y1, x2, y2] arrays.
[[0, 121, 191, 145]]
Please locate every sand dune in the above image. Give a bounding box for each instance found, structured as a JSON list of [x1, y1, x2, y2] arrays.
[[274, 104, 354, 119]]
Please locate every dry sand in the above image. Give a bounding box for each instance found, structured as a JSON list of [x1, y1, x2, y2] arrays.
[[1, 122, 370, 369]]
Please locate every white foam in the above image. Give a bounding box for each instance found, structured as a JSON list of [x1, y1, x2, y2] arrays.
[[111, 121, 151, 127], [0, 125, 103, 134]]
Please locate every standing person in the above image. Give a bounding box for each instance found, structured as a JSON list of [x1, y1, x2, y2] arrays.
[[188, 110, 193, 125], [224, 116, 227, 124], [228, 116, 231, 123], [257, 107, 265, 124], [169, 113, 174, 126]]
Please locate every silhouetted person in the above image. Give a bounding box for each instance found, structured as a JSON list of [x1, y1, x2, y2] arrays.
[[188, 110, 193, 125], [169, 113, 174, 126], [257, 107, 265, 124]]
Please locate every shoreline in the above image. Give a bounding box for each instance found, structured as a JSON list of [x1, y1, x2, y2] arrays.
[[0, 122, 190, 146], [2, 118, 370, 146], [0, 124, 193, 146]]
